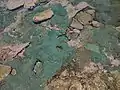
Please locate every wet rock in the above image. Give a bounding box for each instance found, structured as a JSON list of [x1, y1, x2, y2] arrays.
[[10, 68, 16, 75], [33, 60, 43, 74], [116, 26, 120, 32], [92, 21, 101, 27], [0, 0, 7, 8], [6, 0, 24, 10], [84, 43, 100, 54], [46, 0, 69, 7], [67, 39, 83, 48], [75, 11, 93, 25], [86, 9, 95, 17], [65, 4, 77, 19], [67, 30, 79, 40], [73, 29, 80, 34], [70, 18, 83, 30], [0, 42, 30, 62], [24, 0, 38, 9], [75, 1, 94, 11], [33, 9, 54, 23], [110, 59, 120, 67], [84, 25, 93, 30], [66, 2, 94, 20], [0, 64, 12, 81]]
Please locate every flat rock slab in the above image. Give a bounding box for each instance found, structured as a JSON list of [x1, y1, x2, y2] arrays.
[[6, 0, 24, 10]]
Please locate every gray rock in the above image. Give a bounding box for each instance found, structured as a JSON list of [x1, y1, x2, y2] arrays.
[[6, 0, 24, 10], [75, 12, 93, 25]]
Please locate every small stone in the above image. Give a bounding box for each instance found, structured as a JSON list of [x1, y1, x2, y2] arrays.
[[75, 12, 93, 25], [111, 59, 120, 67], [116, 26, 120, 32], [60, 70, 69, 77], [92, 21, 101, 27], [33, 61, 43, 74], [67, 39, 83, 48], [86, 9, 95, 17], [33, 9, 54, 23], [67, 29, 80, 40], [73, 29, 80, 34], [0, 64, 11, 81], [10, 69, 16, 75], [70, 18, 83, 30], [6, 0, 24, 10]]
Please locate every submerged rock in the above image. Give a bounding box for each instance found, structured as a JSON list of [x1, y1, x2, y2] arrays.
[[6, 0, 24, 10], [33, 9, 54, 23], [10, 68, 16, 76], [92, 20, 101, 27], [33, 60, 43, 74]]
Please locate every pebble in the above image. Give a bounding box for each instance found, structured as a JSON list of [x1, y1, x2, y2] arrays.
[[92, 21, 101, 27], [116, 26, 120, 32], [10, 68, 16, 75], [73, 29, 80, 34]]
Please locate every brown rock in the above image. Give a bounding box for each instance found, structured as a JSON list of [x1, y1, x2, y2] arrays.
[[0, 42, 30, 62], [0, 64, 11, 81], [75, 1, 94, 11], [24, 0, 37, 9], [33, 9, 54, 23], [70, 18, 83, 30], [75, 12, 93, 25]]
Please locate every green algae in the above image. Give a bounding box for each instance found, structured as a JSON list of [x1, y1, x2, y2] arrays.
[[0, 5, 74, 90], [0, 7, 16, 28], [89, 26, 120, 63]]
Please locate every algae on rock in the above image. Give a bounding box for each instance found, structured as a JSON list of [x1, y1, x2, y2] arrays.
[[0, 4, 74, 90]]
